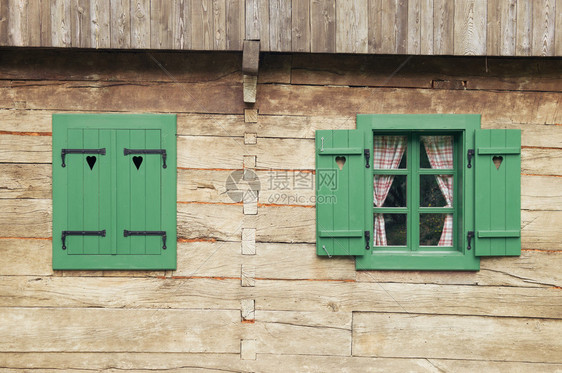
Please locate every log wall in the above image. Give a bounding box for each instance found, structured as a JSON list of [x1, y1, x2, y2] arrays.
[[0, 49, 561, 371]]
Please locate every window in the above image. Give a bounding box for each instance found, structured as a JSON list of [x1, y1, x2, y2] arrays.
[[52, 114, 177, 270], [316, 114, 521, 271]]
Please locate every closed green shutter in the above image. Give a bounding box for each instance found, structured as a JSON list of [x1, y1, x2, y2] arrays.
[[316, 129, 368, 256], [52, 114, 176, 270], [474, 129, 521, 256]]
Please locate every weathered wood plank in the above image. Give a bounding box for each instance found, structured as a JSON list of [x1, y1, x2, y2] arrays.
[[269, 0, 291, 52], [500, 0, 517, 55], [291, 0, 309, 52], [51, 0, 71, 47], [192, 0, 213, 50], [532, 0, 556, 56], [254, 310, 351, 356], [407, 0, 421, 54], [70, 0, 91, 48], [226, 0, 244, 50], [521, 174, 562, 210], [130, 0, 150, 48], [173, 0, 191, 49], [521, 210, 562, 249], [110, 0, 131, 48], [486, 0, 501, 55], [7, 0, 27, 46], [557, 0, 562, 55], [0, 134, 52, 164], [255, 280, 562, 318], [0, 80, 244, 114], [522, 148, 562, 176], [357, 250, 562, 288], [0, 164, 51, 199], [0, 308, 241, 353], [0, 276, 242, 309], [257, 84, 562, 126], [213, 0, 226, 50], [90, 0, 110, 48], [336, 0, 368, 54], [379, 0, 396, 54], [0, 239, 53, 276], [419, 0, 433, 54], [395, 0, 408, 54], [433, 0, 453, 54], [516, 0, 533, 56], [0, 199, 51, 238], [245, 0, 270, 51], [310, 0, 335, 53], [0, 0, 8, 46], [353, 312, 562, 362], [0, 352, 250, 372], [454, 0, 487, 55]]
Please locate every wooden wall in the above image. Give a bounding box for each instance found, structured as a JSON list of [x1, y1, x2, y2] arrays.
[[0, 49, 562, 371], [1, 0, 562, 56]]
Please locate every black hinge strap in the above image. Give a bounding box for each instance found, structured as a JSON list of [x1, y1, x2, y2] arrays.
[[467, 231, 475, 251], [61, 148, 106, 167], [62, 230, 106, 250], [364, 149, 370, 168], [124, 148, 167, 168], [123, 230, 167, 249], [365, 230, 370, 250], [467, 149, 475, 168]]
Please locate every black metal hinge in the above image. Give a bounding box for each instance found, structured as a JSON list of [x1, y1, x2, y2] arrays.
[[364, 149, 370, 168], [62, 230, 106, 250], [123, 230, 167, 249], [467, 149, 475, 168], [61, 148, 106, 167], [467, 231, 475, 251], [365, 230, 370, 250], [124, 148, 167, 168]]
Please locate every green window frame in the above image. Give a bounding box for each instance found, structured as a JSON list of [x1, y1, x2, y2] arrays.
[[52, 114, 177, 270], [316, 114, 521, 271]]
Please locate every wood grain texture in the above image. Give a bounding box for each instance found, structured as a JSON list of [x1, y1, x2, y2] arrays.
[[0, 308, 241, 353], [226, 0, 244, 50], [131, 0, 150, 48], [212, 0, 226, 50], [245, 0, 270, 51], [353, 312, 562, 362], [192, 0, 213, 50], [407, 0, 421, 54], [90, 0, 110, 48], [419, 0, 433, 54], [557, 0, 562, 55], [173, 0, 191, 49], [433, 0, 454, 54], [269, 0, 291, 51], [0, 0, 8, 46], [71, 0, 91, 48], [310, 0, 335, 53], [532, 0, 556, 56], [110, 0, 130, 48], [7, 0, 27, 46], [454, 0, 487, 55], [51, 0, 71, 47], [336, 0, 368, 53], [291, 0, 310, 52]]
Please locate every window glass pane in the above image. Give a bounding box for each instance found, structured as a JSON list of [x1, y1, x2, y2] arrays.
[[420, 175, 453, 207], [420, 214, 453, 246], [373, 136, 407, 169], [420, 136, 454, 169], [374, 175, 406, 207], [374, 213, 407, 246]]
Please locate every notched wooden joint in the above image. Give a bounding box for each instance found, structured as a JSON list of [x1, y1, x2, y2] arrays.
[[241, 339, 257, 360], [244, 108, 258, 123], [242, 40, 260, 76]]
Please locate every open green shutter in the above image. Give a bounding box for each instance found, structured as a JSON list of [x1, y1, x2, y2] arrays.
[[474, 129, 521, 256], [53, 114, 176, 270], [316, 129, 367, 256]]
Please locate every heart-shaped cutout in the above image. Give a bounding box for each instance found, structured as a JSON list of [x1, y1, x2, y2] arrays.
[[335, 156, 346, 171], [492, 155, 503, 170], [86, 156, 96, 170], [133, 156, 143, 170]]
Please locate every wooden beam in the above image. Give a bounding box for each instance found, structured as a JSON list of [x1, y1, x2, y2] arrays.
[[242, 40, 260, 75]]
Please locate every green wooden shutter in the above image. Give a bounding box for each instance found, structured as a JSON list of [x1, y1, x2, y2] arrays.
[[52, 114, 176, 270], [316, 129, 368, 256], [474, 129, 521, 256]]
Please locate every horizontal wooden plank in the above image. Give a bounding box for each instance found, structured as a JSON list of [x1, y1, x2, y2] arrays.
[[0, 308, 241, 353], [0, 352, 249, 372], [357, 250, 562, 288], [0, 276, 241, 310], [353, 312, 562, 362], [0, 164, 52, 199], [0, 80, 244, 114], [3, 352, 560, 373], [0, 134, 52, 163], [0, 239, 53, 276], [255, 280, 562, 318], [0, 49, 242, 83], [254, 310, 351, 356], [522, 148, 562, 176], [258, 85, 562, 125], [0, 199, 51, 238]]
